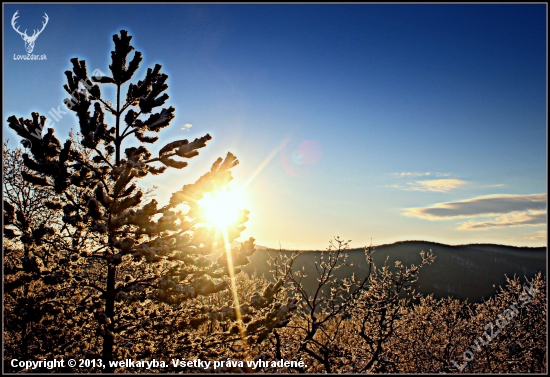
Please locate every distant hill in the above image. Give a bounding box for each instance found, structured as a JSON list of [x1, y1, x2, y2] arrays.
[[242, 241, 546, 303]]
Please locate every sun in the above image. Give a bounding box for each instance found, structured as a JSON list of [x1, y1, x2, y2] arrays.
[[198, 188, 245, 228]]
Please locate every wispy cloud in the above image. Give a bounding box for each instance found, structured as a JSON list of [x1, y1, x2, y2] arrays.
[[457, 211, 546, 230], [390, 171, 463, 193], [181, 123, 193, 131], [404, 193, 546, 219], [404, 193, 547, 230], [408, 179, 466, 193], [529, 230, 547, 240], [509, 230, 547, 242], [392, 178, 467, 193], [393, 172, 451, 178], [393, 172, 432, 177]]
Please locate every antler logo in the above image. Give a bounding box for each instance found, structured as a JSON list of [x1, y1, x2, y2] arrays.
[[11, 10, 49, 53]]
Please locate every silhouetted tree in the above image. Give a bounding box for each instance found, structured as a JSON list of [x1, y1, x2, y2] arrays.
[[6, 30, 294, 372], [3, 143, 79, 370]]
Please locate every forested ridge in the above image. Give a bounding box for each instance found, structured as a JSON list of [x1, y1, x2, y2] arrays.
[[245, 242, 545, 303]]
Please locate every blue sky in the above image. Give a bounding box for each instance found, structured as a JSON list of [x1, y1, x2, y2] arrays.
[[3, 3, 547, 249]]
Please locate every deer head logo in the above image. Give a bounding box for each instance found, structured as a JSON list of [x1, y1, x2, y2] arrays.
[[11, 11, 49, 54]]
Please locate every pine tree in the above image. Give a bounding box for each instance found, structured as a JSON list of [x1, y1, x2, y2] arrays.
[[7, 30, 295, 372]]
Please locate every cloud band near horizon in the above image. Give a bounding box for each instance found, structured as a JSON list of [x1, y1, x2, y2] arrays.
[[403, 193, 547, 230]]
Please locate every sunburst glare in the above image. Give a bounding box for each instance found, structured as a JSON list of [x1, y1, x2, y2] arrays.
[[198, 186, 250, 352], [199, 188, 245, 229]]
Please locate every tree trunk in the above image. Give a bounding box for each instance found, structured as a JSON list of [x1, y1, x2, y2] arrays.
[[102, 263, 117, 373]]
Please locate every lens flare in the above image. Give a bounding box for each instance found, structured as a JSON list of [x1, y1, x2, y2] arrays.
[[280, 138, 323, 178]]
